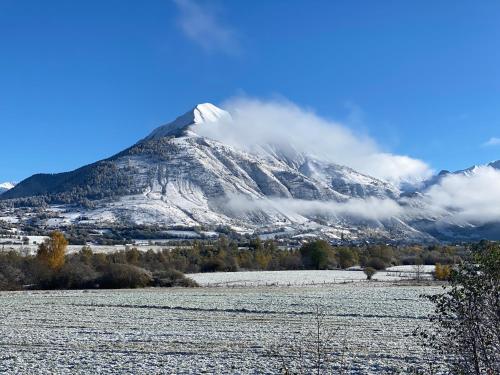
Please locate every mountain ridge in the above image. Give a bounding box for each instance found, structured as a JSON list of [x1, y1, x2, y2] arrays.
[[1, 103, 499, 242], [0, 182, 15, 194]]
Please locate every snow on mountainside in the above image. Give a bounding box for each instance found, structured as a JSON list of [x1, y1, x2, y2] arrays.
[[442, 159, 500, 177], [2, 103, 498, 242], [401, 159, 500, 241], [1, 103, 423, 241], [143, 103, 231, 140], [412, 159, 500, 193], [459, 160, 500, 175], [0, 182, 15, 194]]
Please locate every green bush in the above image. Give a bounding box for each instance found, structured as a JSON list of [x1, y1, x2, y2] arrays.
[[336, 247, 359, 269], [300, 240, 334, 269], [365, 257, 387, 270], [153, 269, 199, 288], [0, 264, 24, 290], [364, 267, 376, 280], [417, 242, 499, 374], [98, 264, 153, 289], [50, 262, 99, 289]]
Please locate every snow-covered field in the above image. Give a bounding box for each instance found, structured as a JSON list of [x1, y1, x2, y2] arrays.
[[188, 267, 434, 287], [0, 282, 440, 374]]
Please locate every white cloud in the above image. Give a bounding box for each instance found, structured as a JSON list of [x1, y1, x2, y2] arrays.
[[225, 194, 402, 222], [197, 97, 432, 186], [482, 137, 500, 147], [422, 166, 500, 225], [173, 0, 239, 54], [222, 167, 500, 226]]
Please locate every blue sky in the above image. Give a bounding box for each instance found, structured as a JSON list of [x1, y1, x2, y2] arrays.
[[1, 0, 499, 183]]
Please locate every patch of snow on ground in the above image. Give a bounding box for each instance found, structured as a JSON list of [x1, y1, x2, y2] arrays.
[[187, 269, 431, 287], [0, 284, 442, 374]]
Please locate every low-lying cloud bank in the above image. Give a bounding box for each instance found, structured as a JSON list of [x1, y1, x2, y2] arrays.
[[423, 166, 500, 225], [222, 166, 500, 228], [224, 194, 403, 222], [197, 97, 432, 186]]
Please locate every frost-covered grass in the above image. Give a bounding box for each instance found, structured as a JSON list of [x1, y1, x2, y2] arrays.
[[187, 267, 434, 287], [388, 264, 435, 273], [0, 283, 439, 374]]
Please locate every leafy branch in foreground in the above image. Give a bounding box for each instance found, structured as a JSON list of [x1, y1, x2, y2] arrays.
[[414, 242, 499, 374]]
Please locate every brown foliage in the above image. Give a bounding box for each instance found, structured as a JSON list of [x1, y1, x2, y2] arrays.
[[434, 263, 451, 281], [37, 231, 68, 270]]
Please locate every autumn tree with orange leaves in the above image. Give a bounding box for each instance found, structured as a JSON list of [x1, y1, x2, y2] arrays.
[[37, 231, 68, 270]]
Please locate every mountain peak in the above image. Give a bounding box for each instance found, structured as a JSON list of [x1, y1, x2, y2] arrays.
[[488, 160, 500, 169], [192, 103, 229, 124], [0, 181, 15, 194], [143, 103, 230, 141], [0, 182, 15, 189]]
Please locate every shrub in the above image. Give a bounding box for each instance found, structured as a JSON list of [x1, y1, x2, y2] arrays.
[[50, 262, 99, 289], [434, 263, 451, 281], [79, 246, 93, 264], [0, 264, 24, 290], [279, 252, 302, 270], [366, 257, 386, 270], [364, 267, 376, 280], [153, 269, 199, 288], [300, 240, 334, 269], [336, 247, 359, 269], [200, 258, 227, 272], [417, 243, 499, 374], [30, 259, 55, 289], [98, 264, 153, 289]]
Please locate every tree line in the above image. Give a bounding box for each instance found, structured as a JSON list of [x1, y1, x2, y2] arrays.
[[0, 232, 466, 291], [158, 237, 464, 275], [0, 232, 198, 290]]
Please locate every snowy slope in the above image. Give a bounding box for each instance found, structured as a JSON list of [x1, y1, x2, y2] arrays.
[[143, 103, 231, 140], [0, 182, 15, 194], [0, 103, 451, 241]]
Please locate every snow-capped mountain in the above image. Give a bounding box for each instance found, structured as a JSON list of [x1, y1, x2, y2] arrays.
[[412, 159, 500, 193], [0, 182, 15, 194], [400, 159, 500, 241], [2, 103, 422, 241], [143, 103, 231, 140], [1, 103, 498, 242]]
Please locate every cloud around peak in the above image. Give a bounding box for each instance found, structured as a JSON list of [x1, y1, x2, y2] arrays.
[[196, 97, 433, 186]]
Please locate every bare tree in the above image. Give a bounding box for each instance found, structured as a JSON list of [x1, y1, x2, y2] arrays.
[[270, 305, 350, 374], [412, 258, 425, 283]]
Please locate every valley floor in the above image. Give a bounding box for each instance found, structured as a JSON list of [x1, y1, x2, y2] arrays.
[[187, 267, 435, 287], [0, 278, 441, 374]]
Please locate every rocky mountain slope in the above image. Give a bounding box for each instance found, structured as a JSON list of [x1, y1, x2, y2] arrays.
[[2, 103, 499, 242]]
